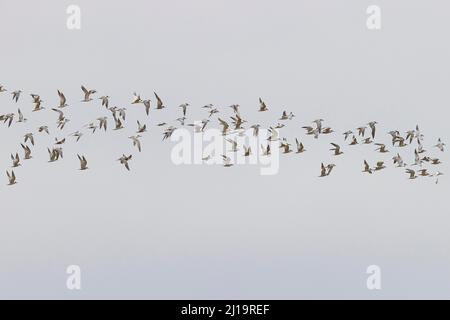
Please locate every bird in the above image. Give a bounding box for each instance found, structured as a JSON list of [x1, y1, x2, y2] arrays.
[[77, 155, 88, 170], [85, 123, 98, 134], [11, 90, 22, 102], [373, 161, 386, 171], [326, 164, 336, 176], [228, 104, 240, 115], [267, 127, 279, 141], [179, 103, 189, 117], [349, 136, 358, 145], [261, 144, 271, 156], [392, 153, 406, 167], [137, 121, 147, 133], [71, 131, 83, 142], [230, 114, 246, 130], [343, 131, 353, 141], [218, 118, 230, 135], [279, 111, 289, 120], [154, 92, 165, 109], [38, 126, 50, 134], [21, 144, 32, 160], [406, 169, 417, 180], [295, 139, 306, 153], [17, 109, 27, 123], [24, 133, 35, 146], [312, 119, 324, 133], [55, 137, 66, 145], [357, 126, 366, 137], [322, 127, 334, 134], [143, 100, 151, 115], [280, 140, 292, 154], [222, 155, 233, 167], [97, 117, 108, 131], [319, 163, 327, 177], [208, 108, 219, 118], [418, 169, 430, 177], [131, 92, 143, 104], [250, 124, 260, 137], [48, 148, 63, 162], [162, 126, 177, 140], [413, 149, 422, 166], [363, 160, 372, 174], [129, 136, 142, 152], [0, 85, 6, 93], [113, 115, 124, 130], [393, 136, 407, 147], [176, 117, 187, 126], [57, 90, 68, 108], [375, 143, 389, 153], [368, 121, 377, 139], [118, 154, 132, 171], [330, 143, 343, 156], [2, 113, 14, 127], [6, 170, 17, 185], [435, 138, 445, 152], [243, 146, 252, 157], [11, 153, 21, 167], [258, 98, 268, 112], [99, 95, 109, 108], [81, 85, 96, 102], [57, 118, 70, 130], [405, 129, 416, 144], [52, 108, 66, 122], [226, 139, 239, 152]]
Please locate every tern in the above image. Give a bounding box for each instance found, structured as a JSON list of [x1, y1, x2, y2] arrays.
[[132, 92, 143, 104], [154, 92, 165, 109], [295, 138, 306, 153], [375, 143, 389, 153], [363, 160, 372, 174], [435, 138, 445, 152], [24, 133, 35, 146], [57, 90, 68, 108], [11, 90, 22, 102], [129, 135, 142, 152], [330, 143, 343, 155], [406, 169, 417, 180], [258, 98, 268, 112], [137, 121, 147, 133], [222, 155, 233, 167], [21, 144, 32, 160], [6, 170, 17, 185], [99, 95, 110, 108], [81, 85, 96, 102], [11, 153, 21, 167], [77, 155, 88, 170], [118, 154, 132, 171]]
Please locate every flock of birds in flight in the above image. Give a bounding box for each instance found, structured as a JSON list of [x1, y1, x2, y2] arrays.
[[0, 84, 446, 186]]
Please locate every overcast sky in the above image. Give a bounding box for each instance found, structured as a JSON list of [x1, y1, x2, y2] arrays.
[[0, 0, 449, 299]]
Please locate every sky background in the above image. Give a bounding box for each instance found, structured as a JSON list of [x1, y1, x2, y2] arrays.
[[0, 0, 449, 299]]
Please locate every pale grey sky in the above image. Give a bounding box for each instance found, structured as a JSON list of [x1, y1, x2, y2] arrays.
[[0, 0, 449, 299]]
